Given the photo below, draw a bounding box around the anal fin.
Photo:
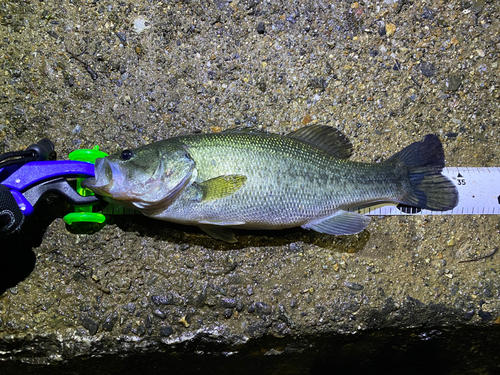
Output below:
[198,225,238,243]
[302,210,370,235]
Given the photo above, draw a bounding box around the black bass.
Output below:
[83,125,458,242]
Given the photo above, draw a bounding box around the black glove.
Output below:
[0,184,24,234]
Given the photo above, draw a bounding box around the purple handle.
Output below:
[10,190,34,215]
[0,161,95,191]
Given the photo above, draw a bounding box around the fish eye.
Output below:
[121,149,133,160]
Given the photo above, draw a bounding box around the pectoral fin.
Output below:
[199,175,247,201]
[198,225,238,243]
[302,210,370,235]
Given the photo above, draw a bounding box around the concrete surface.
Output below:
[1,0,499,373]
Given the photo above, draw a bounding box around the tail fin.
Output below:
[388,135,458,211]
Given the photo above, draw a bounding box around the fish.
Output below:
[82,125,459,243]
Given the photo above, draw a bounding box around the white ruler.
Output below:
[101,167,500,216]
[355,167,500,216]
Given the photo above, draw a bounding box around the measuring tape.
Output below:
[353,167,500,216]
[98,167,499,217]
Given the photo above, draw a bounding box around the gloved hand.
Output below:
[0,184,24,234]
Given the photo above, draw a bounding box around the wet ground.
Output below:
[1,0,500,373]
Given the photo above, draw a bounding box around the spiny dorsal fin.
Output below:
[287,125,353,159]
[199,175,247,201]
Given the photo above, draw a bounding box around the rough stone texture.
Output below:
[1,0,500,373]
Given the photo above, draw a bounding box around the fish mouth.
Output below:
[82,158,166,203]
[82,158,120,197]
[82,155,193,208]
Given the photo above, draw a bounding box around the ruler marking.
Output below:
[356,167,500,216]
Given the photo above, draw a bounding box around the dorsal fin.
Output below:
[286,125,353,159]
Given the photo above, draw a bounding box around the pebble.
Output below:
[133,17,151,34]
[122,303,136,313]
[447,74,463,92]
[65,74,75,87]
[472,0,485,14]
[419,62,437,77]
[152,309,166,319]
[247,285,254,296]
[478,310,492,322]
[255,302,272,315]
[179,316,190,328]
[302,114,312,125]
[463,310,475,320]
[235,300,244,312]
[122,324,132,334]
[146,275,158,286]
[81,317,99,335]
[307,77,327,90]
[256,22,265,35]
[136,325,146,336]
[151,294,173,305]
[385,23,396,37]
[220,298,237,308]
[344,282,364,291]
[115,31,126,43]
[160,326,173,337]
[422,7,435,20]
[102,311,118,331]
[278,304,295,328]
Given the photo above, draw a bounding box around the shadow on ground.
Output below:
[1,326,499,375]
